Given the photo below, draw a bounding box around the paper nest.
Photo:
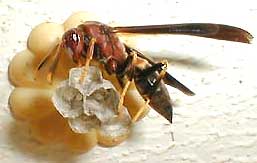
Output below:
[52,66,131,134]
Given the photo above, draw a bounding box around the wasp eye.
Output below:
[72,33,80,42]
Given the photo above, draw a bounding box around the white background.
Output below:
[0,0,257,162]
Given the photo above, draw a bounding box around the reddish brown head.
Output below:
[62,28,84,64]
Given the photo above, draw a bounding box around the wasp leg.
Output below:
[46,44,62,83]
[79,38,96,84]
[77,58,83,67]
[117,80,131,114]
[132,98,150,123]
[37,41,60,71]
[117,52,137,116]
[35,42,59,82]
[156,60,168,82]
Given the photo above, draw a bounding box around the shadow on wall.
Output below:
[143,50,214,71]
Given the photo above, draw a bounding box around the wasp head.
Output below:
[62,28,84,64]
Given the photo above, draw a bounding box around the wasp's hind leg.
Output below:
[117,52,137,116]
[118,80,131,113]
[79,38,96,83]
[132,98,150,123]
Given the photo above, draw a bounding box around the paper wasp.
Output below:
[37,21,252,123]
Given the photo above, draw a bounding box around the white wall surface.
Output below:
[0,0,257,162]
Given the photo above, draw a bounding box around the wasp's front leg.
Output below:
[79,38,96,83]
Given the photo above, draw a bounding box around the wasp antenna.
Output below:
[46,43,62,83]
[37,42,60,71]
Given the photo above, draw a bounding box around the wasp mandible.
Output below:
[37,21,253,123]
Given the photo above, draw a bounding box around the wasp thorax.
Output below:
[62,28,84,63]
